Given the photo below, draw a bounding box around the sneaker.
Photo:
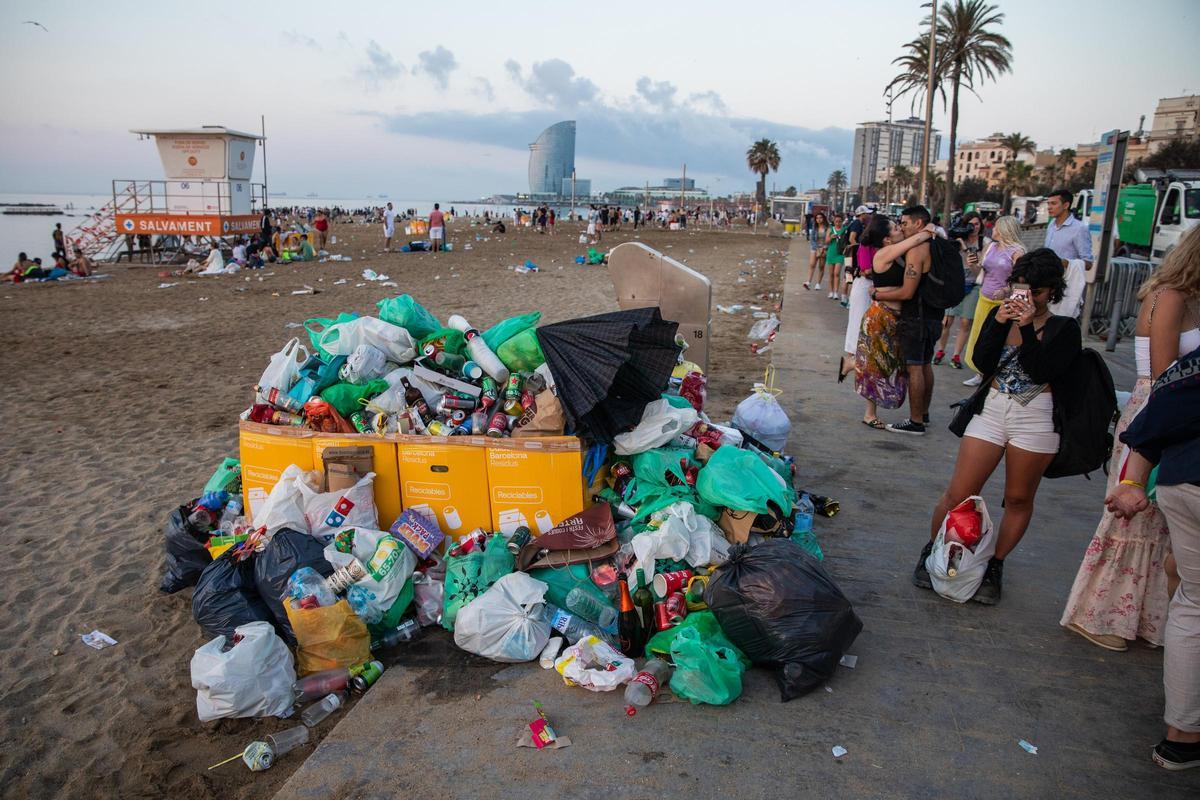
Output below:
[813,283,821,291]
[933,350,945,365]
[923,415,931,425]
[829,291,837,299]
[840,300,850,309]
[972,558,1004,605]
[912,540,934,589]
[803,282,810,290]
[1066,623,1128,652]
[963,374,982,387]
[886,419,926,436]
[1152,739,1200,771]
[950,355,963,369]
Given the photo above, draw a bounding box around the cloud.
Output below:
[281,30,321,50]
[506,58,599,108]
[687,90,728,115]
[472,77,496,102]
[635,77,677,111]
[413,45,458,89]
[358,40,403,85]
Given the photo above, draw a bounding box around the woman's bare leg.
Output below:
[993,446,1057,558]
[929,436,1006,540]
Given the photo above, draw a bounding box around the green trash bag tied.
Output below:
[670,625,745,705]
[319,379,389,417]
[696,445,794,516]
[482,311,541,351]
[441,534,513,631]
[376,294,442,340]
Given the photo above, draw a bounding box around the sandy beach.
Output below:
[0,219,789,799]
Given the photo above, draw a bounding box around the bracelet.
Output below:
[1119,479,1146,489]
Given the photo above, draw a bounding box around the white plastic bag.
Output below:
[413,574,445,627]
[340,344,389,384]
[554,635,635,691]
[747,314,780,341]
[453,572,551,662]
[252,464,320,535]
[377,366,443,410]
[665,501,730,568]
[299,471,379,544]
[613,399,700,455]
[256,338,309,403]
[319,316,417,363]
[323,526,418,622]
[926,496,996,603]
[190,621,296,722]
[732,388,791,453]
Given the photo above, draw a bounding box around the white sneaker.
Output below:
[828,291,836,299]
[813,283,821,291]
[963,374,982,386]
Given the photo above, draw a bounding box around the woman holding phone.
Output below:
[913,248,1081,604]
[963,216,1025,383]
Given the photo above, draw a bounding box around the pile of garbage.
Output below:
[162,295,862,768]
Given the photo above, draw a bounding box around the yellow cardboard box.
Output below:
[238,422,315,521]
[312,435,403,530]
[485,437,585,536]
[396,435,492,538]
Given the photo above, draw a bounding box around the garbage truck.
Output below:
[1114,168,1200,263]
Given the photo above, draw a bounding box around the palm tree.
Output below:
[927,0,1013,220]
[827,169,848,210]
[746,139,781,210]
[1002,160,1034,208]
[999,131,1036,165]
[928,172,947,210]
[891,165,915,202]
[887,34,949,116]
[1055,147,1076,185]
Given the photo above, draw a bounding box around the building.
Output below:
[1149,95,1199,151]
[607,185,710,204]
[850,117,941,193]
[953,133,1042,188]
[560,177,591,197]
[528,120,576,196]
[662,177,696,190]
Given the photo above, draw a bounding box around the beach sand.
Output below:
[0,219,788,799]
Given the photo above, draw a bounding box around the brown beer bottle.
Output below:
[401,377,432,422]
[617,575,644,658]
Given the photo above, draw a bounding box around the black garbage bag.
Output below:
[160,503,212,594]
[254,528,335,645]
[706,539,862,701]
[192,551,274,639]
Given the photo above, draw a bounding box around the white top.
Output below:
[1135,328,1200,378]
[383,209,396,229]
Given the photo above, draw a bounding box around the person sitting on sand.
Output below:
[5,252,35,282]
[290,236,315,262]
[492,220,506,234]
[70,251,94,277]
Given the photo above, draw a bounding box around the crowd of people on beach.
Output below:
[816,190,1200,769]
[4,222,94,282]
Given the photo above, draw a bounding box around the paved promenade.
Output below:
[275,237,1197,800]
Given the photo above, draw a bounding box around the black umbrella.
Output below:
[536,307,680,443]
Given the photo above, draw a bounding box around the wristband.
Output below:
[1119,479,1146,490]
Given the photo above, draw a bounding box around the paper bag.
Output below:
[513,390,566,437]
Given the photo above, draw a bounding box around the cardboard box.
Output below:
[238,422,315,522]
[313,435,402,530]
[318,446,375,492]
[396,436,492,537]
[486,437,585,536]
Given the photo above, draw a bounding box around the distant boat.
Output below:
[2,204,62,215]
[306,193,318,198]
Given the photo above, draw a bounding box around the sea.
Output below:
[0,192,552,260]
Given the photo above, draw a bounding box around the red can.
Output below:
[487,409,508,438]
[520,389,536,410]
[653,601,674,631]
[611,462,633,481]
[665,592,688,623]
[439,393,477,412]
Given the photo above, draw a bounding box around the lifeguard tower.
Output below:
[69,126,266,260]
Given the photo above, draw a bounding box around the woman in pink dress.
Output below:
[1061,235,1200,650]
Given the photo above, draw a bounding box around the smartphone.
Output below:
[1010,283,1031,304]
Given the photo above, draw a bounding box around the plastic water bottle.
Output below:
[287,567,337,608]
[265,725,309,757]
[300,691,347,727]
[794,493,814,535]
[624,658,671,716]
[565,587,617,630]
[218,497,243,534]
[543,605,615,645]
[370,616,422,651]
[346,585,383,624]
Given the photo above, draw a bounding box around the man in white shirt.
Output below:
[382,202,396,252]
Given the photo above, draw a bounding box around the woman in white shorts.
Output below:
[911,248,1081,605]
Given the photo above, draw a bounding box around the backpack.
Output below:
[837,225,854,252]
[919,237,968,310]
[1044,348,1118,479]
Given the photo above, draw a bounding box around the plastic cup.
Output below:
[266,725,310,757]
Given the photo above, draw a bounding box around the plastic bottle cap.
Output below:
[625,705,637,717]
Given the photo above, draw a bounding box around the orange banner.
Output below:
[115,213,260,237]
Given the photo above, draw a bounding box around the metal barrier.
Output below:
[1089,257,1154,340]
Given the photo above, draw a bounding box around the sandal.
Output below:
[861,418,886,430]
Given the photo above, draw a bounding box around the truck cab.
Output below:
[1115,169,1200,264]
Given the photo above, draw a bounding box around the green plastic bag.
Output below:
[442,535,513,631]
[420,327,466,357]
[586,247,605,265]
[481,533,515,585]
[696,445,793,515]
[644,610,749,666]
[203,458,241,495]
[790,529,824,561]
[528,564,614,622]
[483,311,541,351]
[632,447,694,488]
[496,328,545,372]
[319,379,388,417]
[305,313,358,360]
[376,295,441,339]
[660,393,694,410]
[670,625,744,705]
[367,577,415,639]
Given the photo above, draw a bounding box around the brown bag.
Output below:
[516,504,619,571]
[512,390,566,437]
[284,599,370,676]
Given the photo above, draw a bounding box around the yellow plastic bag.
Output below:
[285,599,370,676]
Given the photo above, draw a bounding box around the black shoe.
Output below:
[1153,739,1200,770]
[923,415,931,425]
[972,558,1004,605]
[886,419,926,436]
[912,540,934,589]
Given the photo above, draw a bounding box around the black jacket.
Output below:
[971,306,1082,430]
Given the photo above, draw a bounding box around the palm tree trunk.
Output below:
[943,62,963,221]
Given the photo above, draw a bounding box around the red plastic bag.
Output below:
[680,372,707,412]
[303,397,355,433]
[944,498,983,550]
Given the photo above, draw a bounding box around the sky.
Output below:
[1,0,1197,199]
